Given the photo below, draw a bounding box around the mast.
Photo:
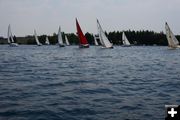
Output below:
[7,25,11,43]
[122,32,125,45]
[97,19,105,46]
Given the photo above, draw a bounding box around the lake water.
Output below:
[0,45,180,120]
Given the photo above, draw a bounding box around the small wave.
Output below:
[79,88,113,94]
[62,108,97,116]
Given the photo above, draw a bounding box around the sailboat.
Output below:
[76,18,89,48]
[165,22,180,49]
[34,30,42,46]
[7,24,18,47]
[58,26,65,47]
[45,36,50,45]
[93,35,99,46]
[97,19,113,48]
[65,35,70,46]
[122,32,131,47]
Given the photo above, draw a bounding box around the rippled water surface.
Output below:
[0,45,180,120]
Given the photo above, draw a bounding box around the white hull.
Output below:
[101,46,113,49]
[59,44,65,47]
[168,45,180,49]
[9,43,18,47]
[79,44,89,48]
[37,44,42,46]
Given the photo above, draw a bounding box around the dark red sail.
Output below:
[76,19,89,46]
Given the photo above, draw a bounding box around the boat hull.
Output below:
[37,43,42,46]
[79,44,89,48]
[59,44,65,47]
[121,45,131,47]
[168,45,180,49]
[9,43,18,47]
[101,46,113,49]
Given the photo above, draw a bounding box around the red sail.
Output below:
[76,19,89,45]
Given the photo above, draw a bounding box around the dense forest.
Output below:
[1,30,180,45]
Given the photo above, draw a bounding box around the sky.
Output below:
[0,0,180,37]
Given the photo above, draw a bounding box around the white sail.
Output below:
[165,22,179,48]
[93,35,99,45]
[7,24,14,43]
[7,25,11,44]
[97,19,113,48]
[45,36,50,45]
[58,26,64,45]
[122,32,130,45]
[34,30,42,46]
[98,33,103,45]
[65,35,70,45]
[7,24,18,46]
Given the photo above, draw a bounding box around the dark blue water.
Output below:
[0,45,180,120]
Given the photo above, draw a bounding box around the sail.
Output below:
[34,30,41,46]
[45,36,50,45]
[93,35,99,45]
[165,22,179,48]
[7,24,14,43]
[58,26,64,45]
[7,24,18,46]
[65,35,70,45]
[7,25,11,43]
[122,32,130,45]
[76,19,89,45]
[97,19,113,48]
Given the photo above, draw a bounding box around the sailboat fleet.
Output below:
[5,20,180,49]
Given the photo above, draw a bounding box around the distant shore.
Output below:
[1,30,180,46]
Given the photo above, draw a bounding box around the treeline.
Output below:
[1,30,180,45]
